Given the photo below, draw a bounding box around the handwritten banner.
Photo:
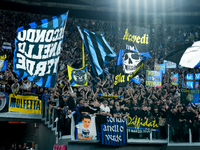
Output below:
[127,117,159,131]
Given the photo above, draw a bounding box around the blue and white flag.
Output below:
[164,60,177,68]
[130,75,141,84]
[186,73,193,80]
[195,73,200,80]
[13,12,68,87]
[0,53,8,72]
[77,26,117,77]
[186,81,193,89]
[2,42,12,50]
[104,65,109,74]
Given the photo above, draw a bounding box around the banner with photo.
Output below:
[164,60,177,68]
[171,73,179,86]
[9,94,42,114]
[76,115,97,140]
[0,92,9,112]
[127,117,159,131]
[186,73,193,80]
[181,89,199,105]
[154,63,166,74]
[101,117,126,146]
[13,12,68,87]
[0,53,8,72]
[145,70,163,87]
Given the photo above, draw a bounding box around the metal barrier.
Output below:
[41,109,200,146]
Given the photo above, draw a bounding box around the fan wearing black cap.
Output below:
[129,104,140,119]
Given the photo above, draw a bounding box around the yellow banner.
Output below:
[9,94,42,114]
[67,41,88,87]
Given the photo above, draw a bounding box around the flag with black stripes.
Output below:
[13,12,68,87]
[77,26,117,77]
[101,117,127,146]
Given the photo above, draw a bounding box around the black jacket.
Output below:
[67,96,76,110]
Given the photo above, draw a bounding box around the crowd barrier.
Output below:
[41,106,200,146]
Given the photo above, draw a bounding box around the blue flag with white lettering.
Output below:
[13,12,68,87]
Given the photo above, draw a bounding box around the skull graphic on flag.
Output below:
[122,50,142,74]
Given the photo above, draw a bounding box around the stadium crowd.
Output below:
[1,9,200,144]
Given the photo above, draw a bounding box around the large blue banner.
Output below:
[181,89,199,105]
[13,12,68,87]
[101,117,126,146]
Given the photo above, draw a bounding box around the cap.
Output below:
[63,95,68,98]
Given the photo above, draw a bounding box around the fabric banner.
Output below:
[171,73,179,86]
[130,75,141,84]
[186,73,193,80]
[145,70,163,87]
[2,42,12,50]
[127,117,159,131]
[181,89,199,105]
[114,49,145,87]
[0,53,8,72]
[195,81,199,89]
[186,81,193,89]
[122,26,150,53]
[101,117,126,146]
[67,66,88,87]
[164,60,177,68]
[67,42,88,87]
[0,92,9,112]
[98,94,122,98]
[76,115,97,140]
[13,12,68,87]
[154,63,166,74]
[9,94,42,114]
[195,73,200,80]
[77,26,117,77]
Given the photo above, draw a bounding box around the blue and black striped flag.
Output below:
[77,26,117,77]
[13,12,68,87]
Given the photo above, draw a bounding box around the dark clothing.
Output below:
[79,106,91,114]
[59,99,67,108]
[185,111,195,123]
[129,108,140,118]
[139,110,148,118]
[113,109,122,115]
[67,96,76,110]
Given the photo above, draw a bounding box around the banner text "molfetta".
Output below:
[15,27,65,76]
[9,94,42,114]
